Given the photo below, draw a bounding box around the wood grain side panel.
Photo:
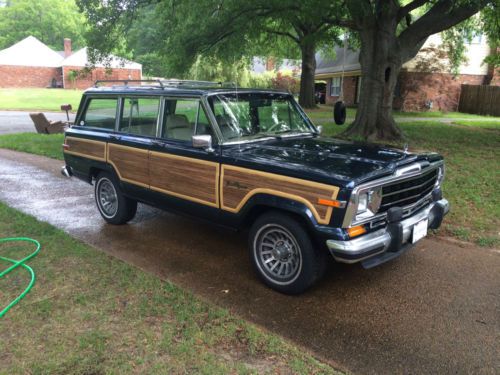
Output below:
[107,144,149,187]
[64,137,106,161]
[221,165,339,224]
[149,152,219,207]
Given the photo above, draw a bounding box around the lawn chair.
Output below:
[29,113,67,134]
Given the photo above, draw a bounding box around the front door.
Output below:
[148,97,220,208]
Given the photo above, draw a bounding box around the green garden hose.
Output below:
[0,237,40,318]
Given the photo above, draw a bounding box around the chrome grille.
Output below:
[380,168,438,212]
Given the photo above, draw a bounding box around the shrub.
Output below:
[271,72,300,94]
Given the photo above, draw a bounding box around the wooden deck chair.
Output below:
[29,113,66,134]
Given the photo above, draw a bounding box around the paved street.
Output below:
[0,111,74,134]
[0,149,498,374]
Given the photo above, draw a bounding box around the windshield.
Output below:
[208,93,314,142]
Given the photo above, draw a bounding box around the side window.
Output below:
[162,99,214,141]
[119,97,159,137]
[82,98,117,129]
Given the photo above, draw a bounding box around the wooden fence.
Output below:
[458,84,500,117]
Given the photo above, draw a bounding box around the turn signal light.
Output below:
[347,225,366,238]
[317,198,344,208]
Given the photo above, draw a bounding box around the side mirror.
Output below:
[316,125,323,135]
[192,134,214,152]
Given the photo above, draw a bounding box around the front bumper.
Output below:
[326,199,449,268]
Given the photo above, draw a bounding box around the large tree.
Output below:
[337,0,492,140]
[0,0,86,50]
[79,0,343,108]
[79,0,495,140]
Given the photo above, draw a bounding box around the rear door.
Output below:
[148,97,220,209]
[106,96,161,190]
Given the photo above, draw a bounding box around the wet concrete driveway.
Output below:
[0,149,498,374]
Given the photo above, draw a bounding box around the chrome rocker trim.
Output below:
[327,199,449,266]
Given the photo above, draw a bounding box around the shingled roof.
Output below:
[315,47,360,77]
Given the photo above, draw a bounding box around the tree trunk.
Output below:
[342,8,405,141]
[298,39,317,109]
[343,28,403,141]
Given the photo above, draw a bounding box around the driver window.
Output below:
[162,99,214,141]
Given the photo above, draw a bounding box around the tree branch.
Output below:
[398,0,487,60]
[262,27,300,44]
[397,0,429,21]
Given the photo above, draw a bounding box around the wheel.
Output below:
[334,101,346,125]
[248,211,326,294]
[94,172,137,224]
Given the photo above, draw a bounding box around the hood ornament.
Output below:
[403,143,409,154]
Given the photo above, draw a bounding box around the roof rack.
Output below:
[94,79,164,88]
[161,79,237,89]
[93,79,238,90]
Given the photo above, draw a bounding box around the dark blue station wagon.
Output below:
[62,80,449,294]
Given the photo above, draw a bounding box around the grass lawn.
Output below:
[0,133,64,160]
[0,88,83,112]
[0,202,338,374]
[306,105,498,122]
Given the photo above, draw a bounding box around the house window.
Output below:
[330,77,342,96]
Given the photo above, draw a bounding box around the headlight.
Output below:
[357,193,368,214]
[355,188,382,221]
[435,165,445,187]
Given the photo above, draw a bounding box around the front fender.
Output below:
[237,193,319,228]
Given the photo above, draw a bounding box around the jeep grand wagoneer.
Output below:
[62,80,449,294]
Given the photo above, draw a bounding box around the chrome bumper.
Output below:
[327,199,449,266]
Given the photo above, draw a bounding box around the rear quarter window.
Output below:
[81,98,118,129]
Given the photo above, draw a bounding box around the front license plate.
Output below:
[412,219,428,244]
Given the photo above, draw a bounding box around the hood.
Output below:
[222,136,441,188]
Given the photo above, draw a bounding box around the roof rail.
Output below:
[161,79,237,89]
[94,79,164,88]
[93,78,238,90]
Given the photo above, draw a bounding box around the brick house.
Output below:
[315,33,497,112]
[0,36,142,89]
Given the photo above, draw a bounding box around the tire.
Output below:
[94,172,137,225]
[248,211,327,294]
[334,101,346,125]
